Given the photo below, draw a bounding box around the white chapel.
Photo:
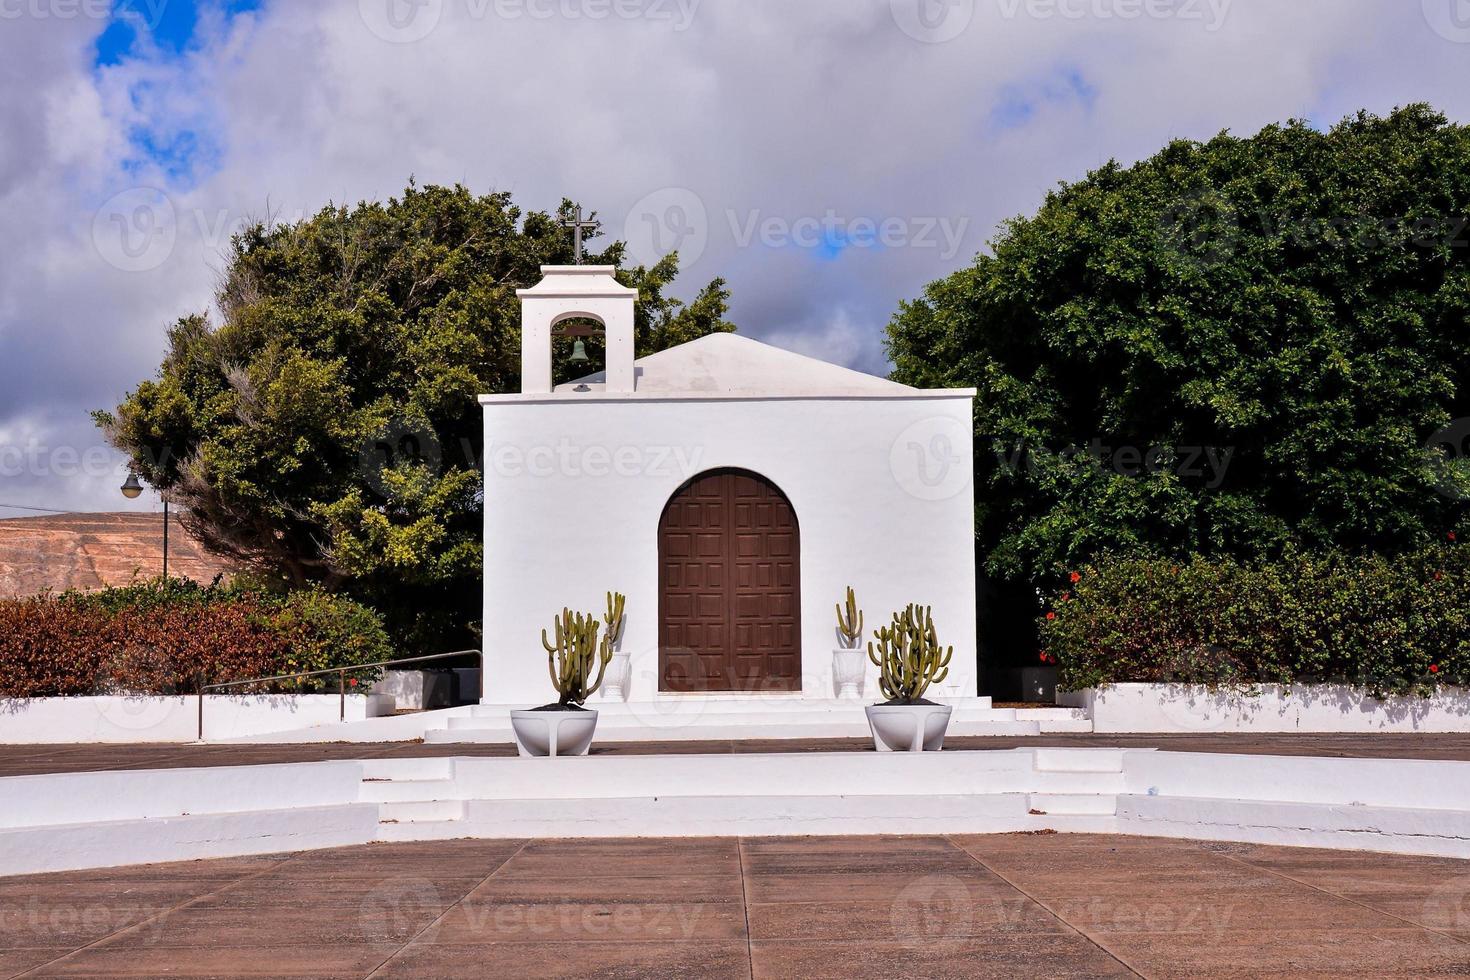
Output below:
[478,265,979,715]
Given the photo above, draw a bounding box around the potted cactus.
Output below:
[864,603,955,751]
[599,591,631,701]
[509,592,623,756]
[833,586,866,698]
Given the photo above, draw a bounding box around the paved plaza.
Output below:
[1,834,1467,978]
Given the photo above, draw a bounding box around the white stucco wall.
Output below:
[481,393,977,705]
[0,694,396,743]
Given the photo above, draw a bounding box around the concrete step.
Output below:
[360,778,459,803]
[367,792,1124,840]
[424,716,1043,744]
[1035,718,1095,734]
[1033,748,1127,774]
[445,710,1022,732]
[1027,793,1119,817]
[359,758,455,781]
[377,819,480,842]
[379,799,466,823]
[468,697,997,717]
[1030,771,1126,795]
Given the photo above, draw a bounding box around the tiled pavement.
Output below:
[4,732,1470,777]
[1,834,1468,978]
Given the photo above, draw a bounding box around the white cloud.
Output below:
[1,0,1468,514]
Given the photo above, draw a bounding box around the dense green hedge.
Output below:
[1041,543,1469,697]
[0,578,393,698]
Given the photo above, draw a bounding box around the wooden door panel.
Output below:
[659,469,801,693]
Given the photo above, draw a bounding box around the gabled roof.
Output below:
[556,333,914,397]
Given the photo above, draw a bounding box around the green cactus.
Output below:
[541,607,614,706]
[867,603,953,704]
[835,586,864,649]
[604,591,627,647]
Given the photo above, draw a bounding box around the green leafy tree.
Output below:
[97,183,733,650]
[889,105,1470,593]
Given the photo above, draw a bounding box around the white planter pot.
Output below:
[865,703,953,752]
[833,648,866,699]
[601,653,632,702]
[509,708,599,757]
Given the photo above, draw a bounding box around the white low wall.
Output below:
[5,747,1470,874]
[0,762,377,875]
[0,694,396,743]
[1060,683,1470,733]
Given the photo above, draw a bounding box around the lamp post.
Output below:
[120,470,168,579]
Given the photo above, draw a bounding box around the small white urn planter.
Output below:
[833,648,866,699]
[865,703,953,752]
[601,652,632,702]
[510,708,599,757]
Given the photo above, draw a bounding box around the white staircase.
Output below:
[1023,748,1126,831]
[357,747,1125,842]
[421,697,1091,744]
[360,758,467,840]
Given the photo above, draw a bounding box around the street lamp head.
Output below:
[120,471,144,500]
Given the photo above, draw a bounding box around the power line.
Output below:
[0,502,179,517]
[0,502,81,515]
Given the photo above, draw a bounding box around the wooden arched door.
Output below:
[658,469,801,693]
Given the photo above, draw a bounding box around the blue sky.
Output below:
[95,0,261,66]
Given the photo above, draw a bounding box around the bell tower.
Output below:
[517,266,638,395]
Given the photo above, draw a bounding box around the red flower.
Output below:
[348,677,359,687]
[1430,664,1440,674]
[1069,572,1081,584]
[1061,592,1071,602]
[1450,531,1458,542]
[1039,652,1048,663]
[1045,611,1056,621]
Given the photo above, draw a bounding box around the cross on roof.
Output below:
[561,206,597,265]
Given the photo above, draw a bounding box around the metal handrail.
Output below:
[197,649,483,741]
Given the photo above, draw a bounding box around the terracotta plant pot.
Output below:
[864,703,953,752]
[509,708,599,757]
